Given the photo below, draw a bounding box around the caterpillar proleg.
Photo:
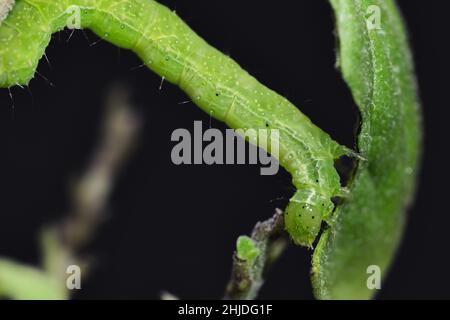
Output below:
[0,0,359,247]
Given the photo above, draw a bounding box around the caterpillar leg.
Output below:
[337,187,351,198]
[341,146,367,161]
[320,187,353,228]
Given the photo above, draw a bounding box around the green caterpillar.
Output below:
[0,0,359,247]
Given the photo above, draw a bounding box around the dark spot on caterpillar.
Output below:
[312,216,315,219]
[322,203,325,206]
[215,93,220,97]
[316,179,319,183]
[265,122,269,127]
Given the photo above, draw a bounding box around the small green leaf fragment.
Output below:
[237,236,260,262]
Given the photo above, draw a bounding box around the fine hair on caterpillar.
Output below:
[0,0,362,248]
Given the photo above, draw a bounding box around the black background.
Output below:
[0,0,446,299]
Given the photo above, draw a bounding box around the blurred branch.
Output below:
[61,86,141,251]
[224,209,287,300]
[0,85,143,300]
[0,258,66,300]
[41,85,143,294]
[160,291,180,300]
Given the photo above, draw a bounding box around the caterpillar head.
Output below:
[285,190,334,248]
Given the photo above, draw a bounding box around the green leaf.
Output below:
[312,0,422,299]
